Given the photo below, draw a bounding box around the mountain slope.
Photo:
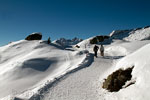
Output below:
[1,26,150,100]
[100,42,150,100]
[42,39,150,100]
[0,40,88,99]
[110,26,150,41]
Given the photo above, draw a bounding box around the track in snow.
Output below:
[42,53,115,100]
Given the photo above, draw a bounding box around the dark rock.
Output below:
[90,35,110,44]
[25,32,42,40]
[97,36,104,42]
[13,97,23,100]
[90,37,98,44]
[102,66,134,92]
[134,27,142,31]
[103,36,110,39]
[144,25,150,29]
[75,45,80,48]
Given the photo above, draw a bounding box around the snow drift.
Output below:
[0,40,89,100]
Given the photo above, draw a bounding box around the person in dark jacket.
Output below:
[93,45,99,57]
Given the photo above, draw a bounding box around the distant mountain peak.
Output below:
[53,37,83,47]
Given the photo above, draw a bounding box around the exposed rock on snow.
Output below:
[102,43,150,100]
[25,32,42,40]
[102,66,134,92]
[89,35,110,44]
[144,25,150,29]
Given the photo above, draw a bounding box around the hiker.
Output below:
[47,37,51,44]
[93,45,99,57]
[100,44,104,56]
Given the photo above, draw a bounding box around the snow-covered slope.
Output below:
[0,40,89,100]
[110,26,150,41]
[101,42,150,100]
[1,26,150,100]
[41,38,150,100]
[76,37,93,48]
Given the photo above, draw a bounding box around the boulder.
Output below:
[90,37,98,44]
[25,32,42,40]
[134,27,142,31]
[90,35,110,44]
[97,36,104,42]
[102,66,134,92]
[103,36,110,39]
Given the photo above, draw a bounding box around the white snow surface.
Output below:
[0,40,88,100]
[100,42,150,100]
[110,27,150,41]
[1,27,150,100]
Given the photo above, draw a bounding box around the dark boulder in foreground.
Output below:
[102,66,134,92]
[25,32,42,40]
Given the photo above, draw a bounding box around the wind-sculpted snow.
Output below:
[0,40,88,100]
[22,58,55,71]
[28,52,94,100]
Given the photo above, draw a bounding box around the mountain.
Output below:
[1,26,150,100]
[110,26,150,41]
[53,37,83,47]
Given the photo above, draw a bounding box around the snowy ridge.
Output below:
[75,37,95,49]
[124,27,150,41]
[109,29,132,40]
[0,40,88,100]
[110,26,150,41]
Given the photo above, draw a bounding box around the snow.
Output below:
[1,26,150,100]
[53,37,83,47]
[110,27,150,41]
[100,42,150,100]
[124,27,150,41]
[0,40,87,100]
[31,32,42,35]
[42,54,112,100]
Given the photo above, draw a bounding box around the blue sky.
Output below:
[0,0,150,46]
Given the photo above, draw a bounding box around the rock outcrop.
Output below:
[102,67,134,92]
[25,32,42,40]
[90,35,110,44]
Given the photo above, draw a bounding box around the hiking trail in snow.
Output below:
[42,53,116,100]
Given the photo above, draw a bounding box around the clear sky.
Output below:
[0,0,150,46]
